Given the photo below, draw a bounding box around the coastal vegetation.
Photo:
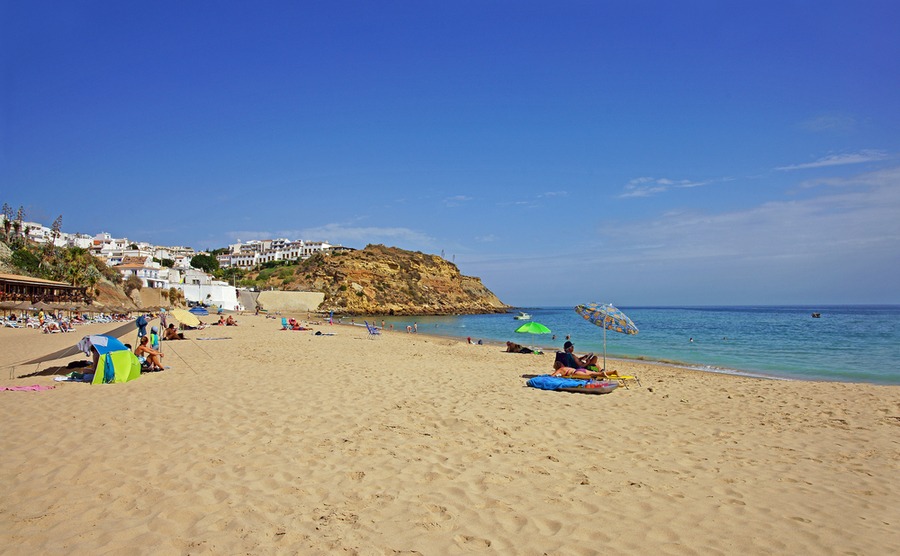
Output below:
[0,208,122,292]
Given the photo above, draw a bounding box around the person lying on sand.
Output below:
[506,341,534,354]
[550,360,618,378]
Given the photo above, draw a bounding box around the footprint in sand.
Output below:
[420,504,454,531]
[454,534,492,548]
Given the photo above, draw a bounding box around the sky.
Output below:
[3,1,899,307]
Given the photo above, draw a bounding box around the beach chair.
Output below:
[364,321,381,339]
[555,351,640,387]
[612,374,641,389]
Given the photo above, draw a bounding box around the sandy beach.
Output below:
[1,314,898,555]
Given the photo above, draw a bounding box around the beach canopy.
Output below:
[15,320,139,367]
[189,306,209,316]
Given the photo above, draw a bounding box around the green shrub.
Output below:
[10,249,40,273]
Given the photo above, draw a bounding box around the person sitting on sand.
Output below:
[216,316,226,326]
[226,315,237,326]
[134,335,164,371]
[163,323,184,340]
[559,341,599,370]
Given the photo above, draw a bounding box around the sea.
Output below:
[367,306,900,385]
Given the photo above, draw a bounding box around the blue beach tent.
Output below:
[189,306,209,316]
[77,335,141,385]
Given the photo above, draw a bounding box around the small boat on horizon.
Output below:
[812,312,821,318]
[513,311,532,320]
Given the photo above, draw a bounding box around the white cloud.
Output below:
[775,150,889,171]
[619,177,710,198]
[797,165,900,190]
[603,166,900,280]
[799,114,857,132]
[443,195,473,207]
[468,165,900,305]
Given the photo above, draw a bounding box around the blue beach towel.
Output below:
[526,375,589,390]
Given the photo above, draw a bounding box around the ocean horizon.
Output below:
[362,304,900,385]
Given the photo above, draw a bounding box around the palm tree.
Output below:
[83,265,102,289]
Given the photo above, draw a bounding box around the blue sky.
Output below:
[3,1,899,306]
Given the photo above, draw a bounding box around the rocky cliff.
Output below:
[257,244,509,316]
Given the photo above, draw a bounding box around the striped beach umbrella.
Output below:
[575,303,638,372]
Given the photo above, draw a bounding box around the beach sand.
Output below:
[1,315,898,554]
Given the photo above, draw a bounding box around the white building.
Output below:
[154,245,196,262]
[63,233,94,249]
[90,233,131,267]
[113,256,169,289]
[168,268,239,310]
[218,239,337,268]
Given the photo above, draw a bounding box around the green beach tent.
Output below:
[82,335,141,385]
[91,349,141,385]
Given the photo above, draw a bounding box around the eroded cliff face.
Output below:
[263,244,509,316]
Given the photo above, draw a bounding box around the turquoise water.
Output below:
[368,306,900,385]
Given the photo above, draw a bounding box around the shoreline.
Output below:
[348,322,880,386]
[345,306,899,385]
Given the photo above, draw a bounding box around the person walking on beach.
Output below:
[135,314,148,338]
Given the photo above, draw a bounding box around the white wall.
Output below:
[173,283,240,311]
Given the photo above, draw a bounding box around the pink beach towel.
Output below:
[1,385,56,391]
